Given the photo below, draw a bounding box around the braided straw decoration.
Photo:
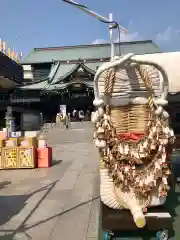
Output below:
[98,63,171,212]
[104,64,157,133]
[104,68,116,115]
[135,65,155,112]
[98,64,160,97]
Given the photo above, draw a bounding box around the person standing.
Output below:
[72,108,77,117]
[78,109,84,122]
[68,113,71,128]
[59,112,63,121]
[56,113,60,124]
[86,109,90,121]
[64,113,70,129]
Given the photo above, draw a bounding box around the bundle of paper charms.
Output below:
[92,53,175,228]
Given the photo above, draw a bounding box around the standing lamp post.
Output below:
[62,0,128,61]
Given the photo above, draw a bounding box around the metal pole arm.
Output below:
[62,0,128,33]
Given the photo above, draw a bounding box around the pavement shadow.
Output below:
[0,181,11,190]
[165,188,180,239]
[0,180,58,240]
[164,161,180,238]
[0,194,30,227]
[52,159,62,166]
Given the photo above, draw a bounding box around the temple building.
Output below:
[0,51,23,128]
[16,40,161,121]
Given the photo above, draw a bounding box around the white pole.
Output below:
[109,13,114,60]
[62,0,128,60]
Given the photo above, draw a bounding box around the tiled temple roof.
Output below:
[20,40,161,64]
[19,40,161,91]
[19,62,96,90]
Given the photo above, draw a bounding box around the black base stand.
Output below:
[99,201,173,240]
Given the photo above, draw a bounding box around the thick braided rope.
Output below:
[104,65,155,113]
[104,68,116,114]
[135,65,155,111]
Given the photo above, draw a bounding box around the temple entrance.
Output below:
[40,82,94,122]
[59,82,94,121]
[68,81,93,107]
[24,63,96,122]
[64,96,94,112]
[63,96,93,121]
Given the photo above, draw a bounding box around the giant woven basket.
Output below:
[92,54,175,228]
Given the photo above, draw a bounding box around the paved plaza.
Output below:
[0,122,99,240]
[0,122,180,239]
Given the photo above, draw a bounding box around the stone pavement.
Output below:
[0,122,100,240]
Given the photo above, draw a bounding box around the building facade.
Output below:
[0,51,23,127]
[0,51,23,88]
[17,40,161,122]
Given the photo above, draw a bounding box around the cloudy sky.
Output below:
[1,0,180,56]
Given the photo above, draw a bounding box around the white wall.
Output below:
[22,65,33,80]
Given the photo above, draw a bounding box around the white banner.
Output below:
[60,105,66,117]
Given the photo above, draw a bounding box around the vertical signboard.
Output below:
[60,105,66,118]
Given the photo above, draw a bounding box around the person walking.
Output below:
[72,108,77,120]
[68,113,71,129]
[56,113,61,125]
[78,109,84,122]
[64,113,70,129]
